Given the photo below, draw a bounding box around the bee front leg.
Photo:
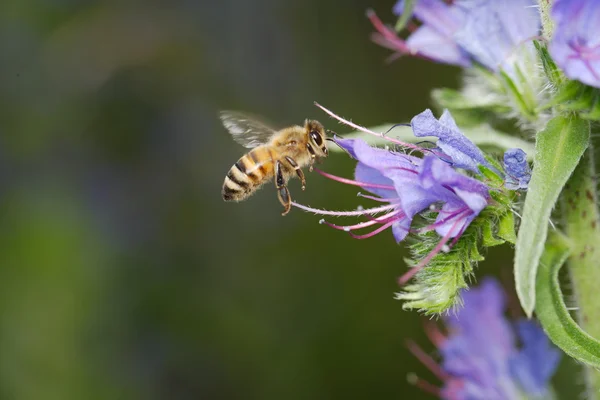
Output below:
[275,160,291,216]
[284,156,306,190]
[306,143,316,172]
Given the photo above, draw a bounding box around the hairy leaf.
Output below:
[536,233,600,367]
[515,116,589,316]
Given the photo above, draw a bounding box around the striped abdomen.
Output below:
[222,146,274,201]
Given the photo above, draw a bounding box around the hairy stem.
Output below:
[538,0,555,38]
[563,147,600,398]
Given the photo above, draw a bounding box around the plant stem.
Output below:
[563,147,600,398]
[538,0,555,38]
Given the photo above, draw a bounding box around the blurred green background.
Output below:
[0,1,566,399]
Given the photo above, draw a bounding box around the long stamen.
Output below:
[314,168,396,190]
[398,218,462,285]
[357,192,400,203]
[417,208,470,233]
[365,210,405,225]
[322,218,378,232]
[291,201,396,217]
[350,220,396,239]
[322,210,401,231]
[314,102,422,151]
[406,374,442,397]
[423,320,447,347]
[406,340,451,381]
[366,9,410,51]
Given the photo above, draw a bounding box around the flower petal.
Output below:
[509,320,561,397]
[454,0,539,71]
[411,109,490,172]
[550,0,600,88]
[503,148,531,190]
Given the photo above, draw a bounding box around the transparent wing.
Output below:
[220,111,277,149]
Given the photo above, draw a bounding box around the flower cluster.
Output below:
[368,0,544,125]
[294,104,529,313]
[550,0,600,89]
[409,278,561,400]
[369,0,539,73]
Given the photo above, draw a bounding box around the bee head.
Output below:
[304,119,328,158]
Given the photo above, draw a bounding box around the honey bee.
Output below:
[221,111,329,215]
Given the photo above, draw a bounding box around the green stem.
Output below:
[563,147,600,398]
[538,0,555,38]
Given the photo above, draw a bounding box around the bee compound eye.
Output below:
[310,131,323,146]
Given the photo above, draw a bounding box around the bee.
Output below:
[221,111,329,215]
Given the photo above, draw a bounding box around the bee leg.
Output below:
[284,156,306,190]
[275,160,292,216]
[306,143,316,172]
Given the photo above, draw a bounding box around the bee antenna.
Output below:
[383,123,411,136]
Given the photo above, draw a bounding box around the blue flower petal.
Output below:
[550,0,600,88]
[503,148,531,190]
[509,320,561,398]
[454,0,539,71]
[411,109,490,172]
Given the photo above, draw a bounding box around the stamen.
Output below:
[314,102,422,151]
[321,218,381,232]
[366,9,410,51]
[364,210,404,225]
[292,201,397,217]
[398,218,463,285]
[314,168,395,190]
[406,374,442,397]
[417,208,470,233]
[349,220,396,239]
[357,192,401,203]
[406,340,451,381]
[423,320,447,347]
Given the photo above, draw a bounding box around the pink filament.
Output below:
[357,192,401,203]
[323,210,401,231]
[398,217,463,285]
[411,377,442,398]
[350,220,396,239]
[314,168,396,190]
[291,201,396,217]
[423,320,447,348]
[406,340,451,381]
[366,9,410,53]
[314,102,421,151]
[417,208,470,233]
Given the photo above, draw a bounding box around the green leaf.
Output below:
[482,221,504,247]
[497,212,516,244]
[331,123,535,156]
[394,0,416,32]
[515,115,590,317]
[536,232,600,368]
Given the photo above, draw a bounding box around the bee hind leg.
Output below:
[275,160,292,216]
[284,156,306,190]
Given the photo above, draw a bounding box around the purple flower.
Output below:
[293,104,530,286]
[409,278,561,399]
[549,0,600,88]
[503,148,531,190]
[370,0,540,72]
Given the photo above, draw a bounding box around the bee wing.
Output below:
[220,111,277,149]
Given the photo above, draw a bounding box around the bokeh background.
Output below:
[0,1,576,399]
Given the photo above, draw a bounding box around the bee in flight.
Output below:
[221,111,329,215]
